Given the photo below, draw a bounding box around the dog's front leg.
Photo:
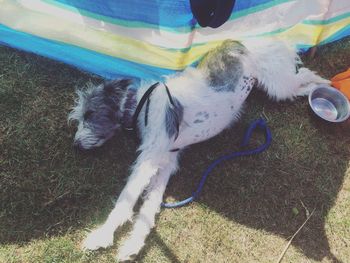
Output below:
[117,152,179,262]
[82,150,161,251]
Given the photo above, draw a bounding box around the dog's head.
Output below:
[68,79,131,150]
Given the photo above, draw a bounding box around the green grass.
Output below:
[0,37,349,263]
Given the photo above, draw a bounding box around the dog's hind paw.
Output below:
[117,252,137,263]
[117,238,144,262]
[81,227,114,251]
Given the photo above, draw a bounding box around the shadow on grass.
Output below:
[163,97,349,262]
[0,46,136,243]
[1,38,349,263]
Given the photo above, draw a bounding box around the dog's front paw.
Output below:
[117,238,144,262]
[82,226,114,251]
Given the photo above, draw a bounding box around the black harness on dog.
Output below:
[121,82,179,152]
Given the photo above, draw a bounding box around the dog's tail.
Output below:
[242,38,329,101]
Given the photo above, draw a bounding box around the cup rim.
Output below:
[308,84,350,122]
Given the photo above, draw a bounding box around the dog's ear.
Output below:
[103,79,132,96]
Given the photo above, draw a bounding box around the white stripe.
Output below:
[4,0,350,50]
[195,0,350,43]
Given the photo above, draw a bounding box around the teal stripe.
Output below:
[296,43,312,51]
[0,23,175,80]
[244,11,350,39]
[303,11,350,25]
[194,0,294,29]
[43,0,293,33]
[229,0,294,21]
[245,25,293,38]
[297,25,350,51]
[318,23,350,45]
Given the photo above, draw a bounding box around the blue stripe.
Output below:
[51,0,277,28]
[52,0,194,28]
[319,24,350,46]
[0,24,175,80]
[296,44,313,52]
[233,0,282,11]
[296,25,350,52]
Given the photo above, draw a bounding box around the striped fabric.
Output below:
[0,0,349,80]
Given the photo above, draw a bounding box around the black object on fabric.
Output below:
[190,0,236,28]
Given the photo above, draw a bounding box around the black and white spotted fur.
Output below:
[68,38,328,261]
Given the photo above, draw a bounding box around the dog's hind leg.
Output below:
[242,38,329,101]
[257,66,330,101]
[82,150,164,251]
[117,152,179,262]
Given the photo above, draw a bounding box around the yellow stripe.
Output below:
[316,17,350,43]
[278,17,350,46]
[1,0,349,70]
[0,0,221,70]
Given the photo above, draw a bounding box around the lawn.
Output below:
[0,37,349,263]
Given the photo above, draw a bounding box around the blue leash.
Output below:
[162,118,272,208]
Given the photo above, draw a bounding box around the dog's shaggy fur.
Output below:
[68,38,328,261]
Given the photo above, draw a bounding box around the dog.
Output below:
[68,38,328,261]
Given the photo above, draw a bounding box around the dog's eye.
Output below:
[84,110,94,119]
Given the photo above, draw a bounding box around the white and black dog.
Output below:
[68,38,328,261]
